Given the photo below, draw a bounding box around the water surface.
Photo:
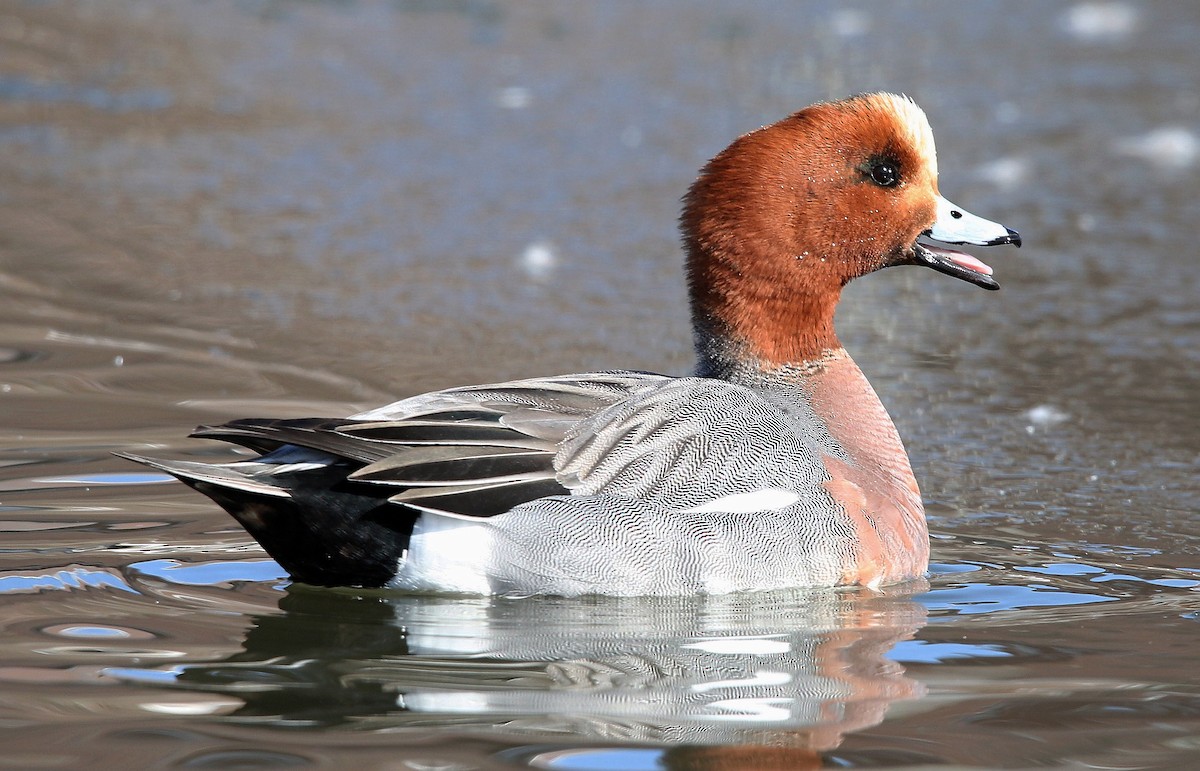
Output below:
[2,1,1200,768]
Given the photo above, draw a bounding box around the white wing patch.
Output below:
[681,487,800,514]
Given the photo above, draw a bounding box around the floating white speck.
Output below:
[1025,404,1070,429]
[518,240,558,281]
[995,101,1021,125]
[495,86,532,110]
[974,157,1029,190]
[1114,127,1199,171]
[1061,2,1139,41]
[829,9,869,37]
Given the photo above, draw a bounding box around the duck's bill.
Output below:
[909,195,1021,291]
[913,241,1002,290]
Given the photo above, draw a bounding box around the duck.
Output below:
[122,92,1021,597]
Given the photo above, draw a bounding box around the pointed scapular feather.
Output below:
[114,452,294,499]
[497,408,582,441]
[338,421,556,449]
[389,476,568,518]
[381,407,507,423]
[349,447,553,485]
[191,418,394,463]
[471,388,622,415]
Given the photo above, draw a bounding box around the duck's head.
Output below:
[682,92,1021,369]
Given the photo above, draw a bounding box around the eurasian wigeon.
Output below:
[123,92,1020,596]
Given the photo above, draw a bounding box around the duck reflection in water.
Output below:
[168,583,928,765]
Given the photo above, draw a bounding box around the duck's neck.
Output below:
[694,340,848,388]
[689,277,844,384]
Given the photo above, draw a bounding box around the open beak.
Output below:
[909,195,1021,290]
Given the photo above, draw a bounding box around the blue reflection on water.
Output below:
[1012,561,1200,586]
[55,625,131,638]
[0,567,137,594]
[0,76,173,112]
[917,582,1117,617]
[1018,562,1105,576]
[37,471,171,485]
[526,748,665,771]
[103,665,186,685]
[887,639,1012,664]
[1089,573,1200,588]
[129,558,287,586]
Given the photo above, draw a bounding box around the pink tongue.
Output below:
[944,248,993,276]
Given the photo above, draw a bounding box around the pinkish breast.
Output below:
[805,352,929,587]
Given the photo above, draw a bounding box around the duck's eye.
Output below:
[869,161,899,188]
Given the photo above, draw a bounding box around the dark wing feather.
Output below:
[338,421,556,450]
[388,477,567,517]
[192,418,393,462]
[350,447,552,485]
[168,372,671,520]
